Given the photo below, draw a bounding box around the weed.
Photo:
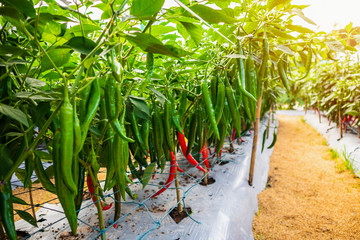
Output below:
[330,149,338,159]
[300,116,305,123]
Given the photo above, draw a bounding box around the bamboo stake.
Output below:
[317,100,321,123]
[266,109,271,139]
[304,98,307,114]
[248,88,263,186]
[339,109,343,138]
[174,168,183,213]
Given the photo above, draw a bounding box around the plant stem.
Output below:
[29,186,37,222]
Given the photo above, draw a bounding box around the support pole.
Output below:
[248,88,263,186]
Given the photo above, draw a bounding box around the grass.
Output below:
[300,116,306,123]
[330,148,356,175]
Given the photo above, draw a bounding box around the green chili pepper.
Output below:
[129,110,149,157]
[277,55,290,91]
[178,91,187,122]
[152,106,165,170]
[80,78,100,148]
[169,93,184,133]
[210,75,218,107]
[105,76,134,143]
[225,79,242,136]
[73,104,82,155]
[216,119,227,156]
[53,129,78,234]
[34,156,56,194]
[214,78,226,125]
[164,100,175,152]
[104,125,116,191]
[60,90,77,194]
[186,110,198,156]
[0,181,16,240]
[140,119,150,152]
[201,79,220,139]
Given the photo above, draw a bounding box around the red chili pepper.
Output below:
[87,175,112,211]
[151,151,176,198]
[239,137,246,143]
[348,115,352,122]
[178,132,206,173]
[200,145,210,171]
[343,116,347,123]
[232,128,236,141]
[176,163,184,173]
[170,151,184,173]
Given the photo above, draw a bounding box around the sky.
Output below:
[292,0,360,32]
[164,0,360,33]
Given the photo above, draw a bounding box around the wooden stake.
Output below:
[304,98,307,114]
[339,109,343,138]
[317,100,321,123]
[174,168,183,213]
[266,109,271,139]
[248,88,263,186]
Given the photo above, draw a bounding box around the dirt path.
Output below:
[252,115,360,240]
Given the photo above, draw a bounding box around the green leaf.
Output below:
[34,150,52,161]
[267,0,291,11]
[325,40,345,53]
[65,37,100,55]
[15,210,38,227]
[146,86,168,104]
[12,196,28,205]
[189,4,238,24]
[269,27,296,40]
[288,8,316,26]
[0,0,36,18]
[141,162,157,188]
[124,32,179,57]
[345,22,353,34]
[129,96,150,120]
[25,78,46,88]
[285,24,314,34]
[130,0,165,19]
[276,44,294,55]
[41,48,71,72]
[0,145,14,179]
[68,24,102,36]
[179,21,202,46]
[244,21,259,34]
[0,45,27,58]
[0,104,29,127]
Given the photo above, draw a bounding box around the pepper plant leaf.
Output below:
[130,0,165,19]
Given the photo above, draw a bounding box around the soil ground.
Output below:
[252,115,360,239]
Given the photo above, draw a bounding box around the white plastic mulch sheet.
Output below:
[15,114,278,240]
[304,111,360,177]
